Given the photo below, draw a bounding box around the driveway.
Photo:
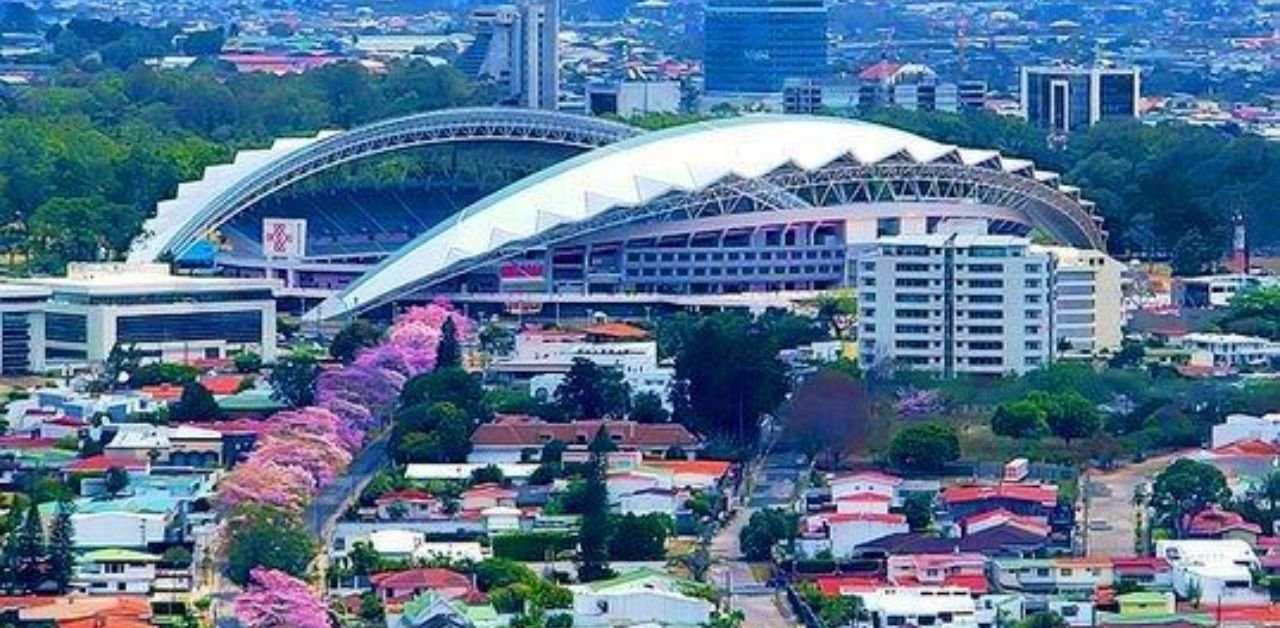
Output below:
[1082,452,1185,556]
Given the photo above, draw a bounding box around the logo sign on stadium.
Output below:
[263,218,307,260]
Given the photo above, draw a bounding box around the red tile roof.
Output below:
[943,483,1057,508]
[836,492,892,503]
[815,576,888,596]
[462,483,518,499]
[963,508,1051,537]
[827,512,907,525]
[0,436,60,450]
[140,384,184,402]
[1212,439,1280,457]
[64,455,147,474]
[376,489,437,504]
[582,322,650,340]
[370,568,473,601]
[1186,506,1262,536]
[892,574,990,595]
[1110,556,1172,575]
[858,60,902,81]
[471,418,699,448]
[199,375,247,396]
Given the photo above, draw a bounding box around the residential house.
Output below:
[886,553,990,594]
[570,568,714,627]
[404,463,540,484]
[822,512,910,558]
[370,568,475,609]
[1185,506,1262,544]
[941,483,1059,521]
[830,470,904,506]
[859,587,979,628]
[459,484,518,512]
[72,548,161,595]
[1115,591,1176,617]
[992,557,1112,595]
[1155,539,1268,607]
[482,506,522,533]
[616,487,682,517]
[858,526,1051,558]
[393,591,502,628]
[468,417,700,464]
[1109,557,1173,590]
[607,470,669,502]
[1212,413,1280,450]
[14,596,153,627]
[104,423,222,468]
[376,489,443,521]
[641,459,733,491]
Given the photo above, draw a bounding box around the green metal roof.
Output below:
[79,548,161,563]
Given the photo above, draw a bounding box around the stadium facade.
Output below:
[127,111,1106,322]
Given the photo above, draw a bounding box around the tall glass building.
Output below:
[1020,65,1139,134]
[704,0,828,94]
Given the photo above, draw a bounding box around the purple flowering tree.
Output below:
[234,568,330,628]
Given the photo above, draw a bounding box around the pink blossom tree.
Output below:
[234,568,330,628]
[356,301,472,377]
[314,365,400,421]
[216,459,315,514]
[253,434,352,489]
[268,406,363,453]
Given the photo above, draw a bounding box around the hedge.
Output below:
[491,532,577,561]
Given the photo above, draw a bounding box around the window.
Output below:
[895,309,931,319]
[969,295,1003,304]
[896,278,930,287]
[1026,295,1042,304]
[895,340,931,349]
[970,279,1004,289]
[1025,264,1041,273]
[896,263,930,272]
[1026,310,1042,319]
[896,294,930,303]
[970,341,1003,350]
[969,264,1003,273]
[968,310,1003,320]
[969,326,1003,335]
[895,325,929,334]
[877,217,901,237]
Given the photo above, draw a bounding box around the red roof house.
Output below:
[370,568,474,606]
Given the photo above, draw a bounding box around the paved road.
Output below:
[1083,452,1184,556]
[706,452,807,628]
[307,430,391,538]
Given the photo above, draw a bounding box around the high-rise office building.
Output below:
[457,0,559,110]
[1020,65,1139,134]
[703,0,827,95]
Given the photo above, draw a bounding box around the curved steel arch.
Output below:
[315,160,1106,321]
[129,108,640,262]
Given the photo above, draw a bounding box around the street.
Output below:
[1082,452,1184,556]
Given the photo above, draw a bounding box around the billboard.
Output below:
[263,218,307,259]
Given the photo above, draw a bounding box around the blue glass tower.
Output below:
[704,0,828,94]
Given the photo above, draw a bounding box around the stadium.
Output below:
[127,109,1106,321]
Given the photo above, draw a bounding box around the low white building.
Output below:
[860,587,980,628]
[495,327,675,408]
[1177,333,1280,369]
[1155,539,1267,607]
[11,262,279,365]
[830,470,904,507]
[570,568,713,627]
[615,487,681,517]
[72,548,161,595]
[1212,413,1280,449]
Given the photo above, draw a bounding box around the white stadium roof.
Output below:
[311,114,1100,320]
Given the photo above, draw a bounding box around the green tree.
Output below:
[991,400,1049,439]
[629,391,670,424]
[268,355,318,408]
[358,592,385,623]
[901,491,935,532]
[400,367,489,421]
[232,351,263,373]
[225,504,317,585]
[168,381,222,422]
[328,319,382,364]
[47,498,75,593]
[470,464,506,486]
[555,358,631,420]
[104,466,130,497]
[608,514,670,560]
[1151,459,1230,537]
[888,422,960,473]
[1043,391,1102,444]
[1016,612,1070,628]
[814,290,858,339]
[436,316,461,369]
[479,323,515,356]
[14,502,45,592]
[392,402,474,464]
[739,508,797,561]
[577,426,615,582]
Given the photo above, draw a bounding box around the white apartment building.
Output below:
[0,284,49,374]
[10,263,279,365]
[857,234,1053,377]
[1036,245,1124,354]
[1177,333,1280,369]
